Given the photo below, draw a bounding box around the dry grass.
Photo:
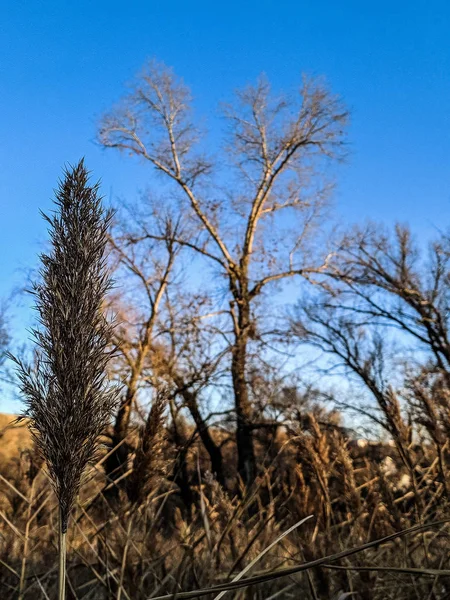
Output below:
[0,414,31,466]
[1,412,450,599]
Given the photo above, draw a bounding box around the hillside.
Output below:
[0,413,31,465]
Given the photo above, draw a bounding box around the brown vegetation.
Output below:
[1,408,450,599]
[3,62,450,599]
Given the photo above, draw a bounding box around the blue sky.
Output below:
[1,0,450,410]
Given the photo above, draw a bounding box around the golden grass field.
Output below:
[1,409,450,599]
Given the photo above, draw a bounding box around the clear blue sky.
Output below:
[1,0,450,410]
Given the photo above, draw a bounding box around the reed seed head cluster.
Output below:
[12,160,119,532]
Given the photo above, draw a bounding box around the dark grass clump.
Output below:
[127,390,167,506]
[11,160,119,534]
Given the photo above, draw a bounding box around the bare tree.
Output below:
[320,224,450,440]
[104,202,181,496]
[154,289,229,487]
[291,223,450,506]
[325,224,450,374]
[99,60,348,486]
[107,201,228,495]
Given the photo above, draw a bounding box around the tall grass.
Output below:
[9,161,119,599]
[1,415,450,598]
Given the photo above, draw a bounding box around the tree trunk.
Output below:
[172,374,226,488]
[232,300,256,487]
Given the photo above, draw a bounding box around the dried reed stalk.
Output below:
[10,160,119,599]
[127,389,167,506]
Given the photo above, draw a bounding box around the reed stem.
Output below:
[58,510,67,600]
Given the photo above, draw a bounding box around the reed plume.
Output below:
[11,160,119,597]
[127,389,167,506]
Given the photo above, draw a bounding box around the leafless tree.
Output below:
[106,200,229,494]
[104,201,181,495]
[154,289,229,487]
[99,60,348,486]
[291,222,450,507]
[324,224,450,373]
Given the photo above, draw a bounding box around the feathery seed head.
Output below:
[12,160,119,532]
